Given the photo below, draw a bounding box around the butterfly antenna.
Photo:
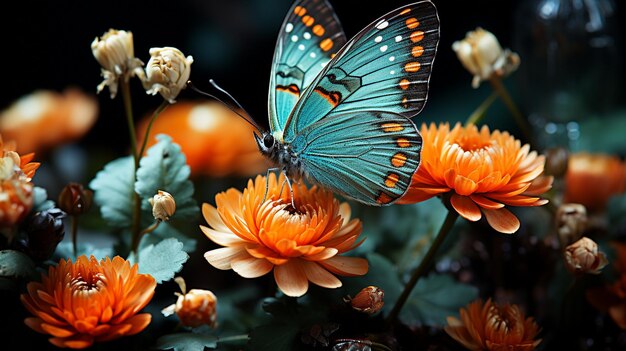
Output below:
[187,80,263,132]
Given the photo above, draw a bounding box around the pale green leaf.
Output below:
[0,250,37,279]
[134,238,189,284]
[89,156,135,228]
[156,333,217,351]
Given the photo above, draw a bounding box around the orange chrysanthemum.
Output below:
[564,152,626,212]
[445,298,542,351]
[20,256,156,349]
[398,123,553,233]
[202,173,368,297]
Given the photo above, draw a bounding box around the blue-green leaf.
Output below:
[0,250,37,279]
[133,238,188,284]
[135,134,199,225]
[140,222,197,253]
[400,273,478,326]
[89,156,135,228]
[33,187,55,212]
[55,242,114,261]
[156,333,218,351]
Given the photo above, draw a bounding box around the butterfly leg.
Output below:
[263,167,282,202]
[279,171,296,209]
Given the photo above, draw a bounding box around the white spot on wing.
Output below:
[390,70,395,75]
[298,44,305,50]
[395,35,402,42]
[291,35,298,42]
[304,32,311,40]
[376,20,389,30]
[285,23,294,33]
[380,45,388,52]
[389,56,395,61]
[320,61,328,68]
[375,35,383,43]
[310,52,317,58]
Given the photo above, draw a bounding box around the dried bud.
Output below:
[452,27,520,88]
[91,29,144,98]
[58,183,93,216]
[544,147,569,178]
[17,208,66,261]
[149,190,176,221]
[346,286,384,314]
[556,203,587,246]
[564,237,608,275]
[162,277,217,328]
[143,47,193,103]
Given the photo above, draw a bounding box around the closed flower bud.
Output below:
[544,147,569,178]
[58,183,93,216]
[143,47,193,103]
[18,208,66,261]
[162,277,217,328]
[452,27,520,88]
[91,29,144,99]
[564,237,608,275]
[149,190,176,221]
[556,203,587,246]
[346,286,384,314]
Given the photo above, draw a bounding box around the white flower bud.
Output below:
[452,27,519,88]
[91,29,144,98]
[564,237,608,275]
[143,47,193,103]
[149,190,176,221]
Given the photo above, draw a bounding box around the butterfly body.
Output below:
[259,0,440,206]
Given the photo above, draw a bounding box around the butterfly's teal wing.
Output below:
[283,1,439,140]
[291,111,422,205]
[268,0,347,135]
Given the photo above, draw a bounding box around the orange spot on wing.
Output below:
[294,6,307,16]
[401,96,409,108]
[313,24,325,36]
[381,123,404,132]
[405,62,421,72]
[276,84,301,96]
[314,88,341,107]
[385,173,400,188]
[320,38,333,52]
[399,79,410,90]
[397,138,411,148]
[302,15,314,27]
[412,46,424,57]
[411,31,425,43]
[391,152,408,167]
[376,192,394,205]
[406,18,419,29]
[400,8,411,15]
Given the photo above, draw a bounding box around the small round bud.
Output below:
[162,277,217,328]
[564,237,608,275]
[18,208,66,262]
[143,47,193,103]
[556,203,587,246]
[149,190,176,221]
[346,286,384,314]
[58,183,93,216]
[544,147,569,178]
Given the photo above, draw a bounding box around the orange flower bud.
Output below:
[564,237,608,275]
[347,286,384,314]
[555,203,587,246]
[149,190,176,221]
[58,182,93,216]
[162,277,217,328]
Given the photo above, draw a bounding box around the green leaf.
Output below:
[55,242,114,261]
[156,333,218,351]
[140,222,197,253]
[33,187,55,212]
[400,273,478,326]
[132,238,188,284]
[248,323,299,351]
[135,134,199,225]
[89,156,135,228]
[0,250,37,279]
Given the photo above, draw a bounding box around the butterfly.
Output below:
[253,0,440,206]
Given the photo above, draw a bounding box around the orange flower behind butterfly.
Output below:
[399,123,552,234]
[202,173,368,297]
[445,298,542,350]
[20,256,156,349]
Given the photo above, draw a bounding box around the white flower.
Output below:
[149,190,176,221]
[91,29,144,98]
[564,237,608,275]
[452,27,520,88]
[143,47,193,103]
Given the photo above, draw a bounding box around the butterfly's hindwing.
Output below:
[269,0,347,134]
[291,111,422,206]
[284,1,439,141]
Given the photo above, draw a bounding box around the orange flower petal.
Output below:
[49,334,94,349]
[451,194,482,222]
[204,247,248,270]
[470,195,504,210]
[274,260,309,297]
[200,225,244,246]
[231,256,274,278]
[483,208,520,234]
[319,256,368,276]
[301,261,342,289]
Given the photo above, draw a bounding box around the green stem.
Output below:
[132,221,161,254]
[386,210,459,324]
[465,91,498,126]
[138,101,169,158]
[488,76,534,144]
[71,215,78,257]
[218,334,250,343]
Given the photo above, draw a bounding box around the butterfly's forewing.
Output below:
[283,1,439,140]
[291,111,422,205]
[268,0,347,134]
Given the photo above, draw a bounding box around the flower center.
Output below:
[71,272,105,292]
[454,135,492,152]
[487,306,515,334]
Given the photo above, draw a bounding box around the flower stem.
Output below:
[131,220,161,254]
[71,215,78,257]
[488,76,533,144]
[137,100,169,159]
[386,210,459,324]
[465,91,498,126]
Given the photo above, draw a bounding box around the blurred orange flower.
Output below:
[399,123,553,234]
[0,89,98,154]
[587,242,626,329]
[445,298,542,350]
[202,173,367,297]
[564,152,626,212]
[136,101,270,177]
[20,256,156,349]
